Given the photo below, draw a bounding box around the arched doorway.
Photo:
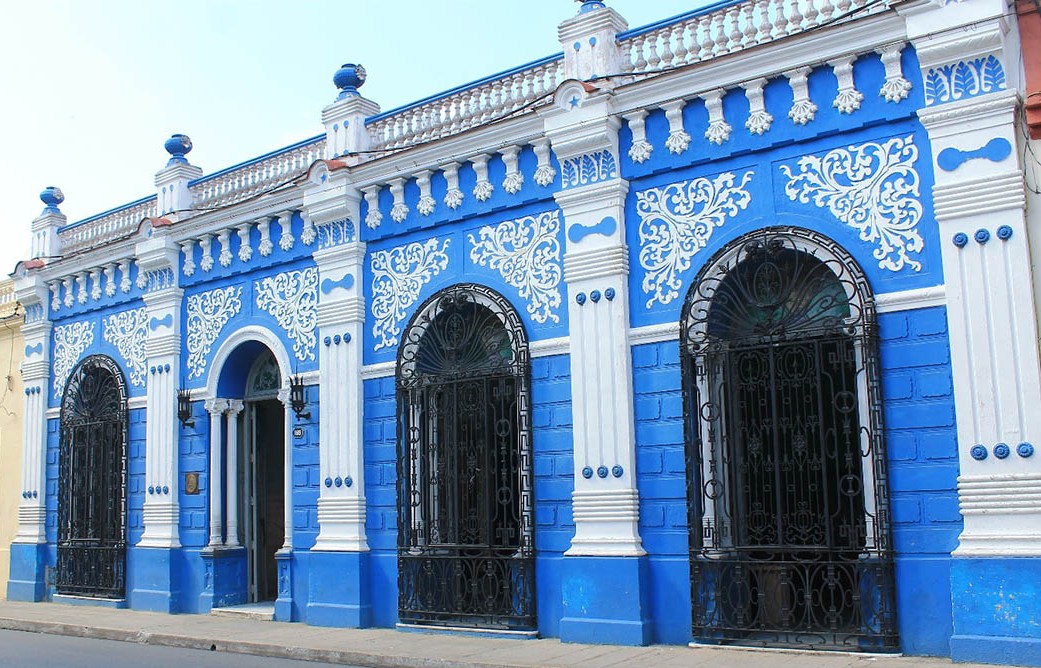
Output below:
[242,350,285,602]
[681,227,897,651]
[57,354,129,599]
[396,284,536,631]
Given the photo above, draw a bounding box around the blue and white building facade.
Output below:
[8,0,1041,664]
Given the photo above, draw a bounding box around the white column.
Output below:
[14,313,49,544]
[277,387,294,550]
[204,398,228,547]
[556,180,644,556]
[138,289,183,549]
[224,400,244,547]
[906,3,1041,554]
[311,241,368,552]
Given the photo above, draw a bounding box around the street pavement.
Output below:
[0,599,1023,668]
[0,628,363,667]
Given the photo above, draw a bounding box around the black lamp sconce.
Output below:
[177,388,195,427]
[290,375,311,419]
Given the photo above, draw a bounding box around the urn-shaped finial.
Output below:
[334,63,367,100]
[164,133,193,166]
[39,186,64,214]
[577,0,606,13]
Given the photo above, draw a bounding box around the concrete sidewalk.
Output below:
[0,600,1013,668]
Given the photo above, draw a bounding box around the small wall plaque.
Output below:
[293,426,304,439]
[185,472,200,495]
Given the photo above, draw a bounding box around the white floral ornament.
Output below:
[371,238,451,351]
[637,171,755,308]
[185,285,242,379]
[53,320,95,394]
[102,307,148,387]
[469,211,562,324]
[255,267,319,362]
[781,135,924,272]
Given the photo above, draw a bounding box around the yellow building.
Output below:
[0,279,23,599]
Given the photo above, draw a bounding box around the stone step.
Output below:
[210,602,274,621]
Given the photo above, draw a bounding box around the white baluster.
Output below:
[632,35,648,73]
[646,34,662,70]
[698,16,714,60]
[787,0,804,34]
[660,29,675,69]
[727,7,743,52]
[773,0,789,38]
[713,12,729,55]
[673,24,689,65]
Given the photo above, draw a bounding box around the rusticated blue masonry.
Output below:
[362,374,400,628]
[632,340,690,645]
[880,306,960,657]
[530,354,574,639]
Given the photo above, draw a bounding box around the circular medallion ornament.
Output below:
[952,232,968,248]
[611,465,624,478]
[970,444,988,461]
[1018,442,1035,458]
[582,466,593,479]
[993,443,1010,459]
[597,465,609,478]
[997,225,1013,241]
[974,228,990,244]
[576,293,587,305]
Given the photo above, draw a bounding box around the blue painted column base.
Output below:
[6,543,49,602]
[950,557,1041,667]
[559,555,652,646]
[127,546,180,613]
[199,546,247,612]
[274,549,294,622]
[306,551,371,628]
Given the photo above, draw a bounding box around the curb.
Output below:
[0,617,526,668]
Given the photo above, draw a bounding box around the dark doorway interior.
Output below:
[244,398,284,602]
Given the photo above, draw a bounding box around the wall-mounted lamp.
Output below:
[177,388,195,427]
[290,375,311,419]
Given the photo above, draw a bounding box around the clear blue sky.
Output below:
[0,1,700,275]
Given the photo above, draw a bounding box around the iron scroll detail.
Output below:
[680,227,897,651]
[396,284,536,631]
[57,354,129,599]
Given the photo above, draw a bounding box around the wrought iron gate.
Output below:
[681,228,897,651]
[57,355,129,599]
[396,284,535,631]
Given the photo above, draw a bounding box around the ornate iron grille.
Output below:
[57,355,129,599]
[681,228,897,651]
[396,284,536,631]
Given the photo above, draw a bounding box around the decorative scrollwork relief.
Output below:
[637,170,755,308]
[468,210,562,324]
[371,238,451,351]
[53,320,95,393]
[781,135,924,272]
[255,267,319,362]
[102,307,148,387]
[185,285,242,379]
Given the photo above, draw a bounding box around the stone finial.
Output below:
[164,134,193,167]
[333,63,367,100]
[39,186,64,214]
